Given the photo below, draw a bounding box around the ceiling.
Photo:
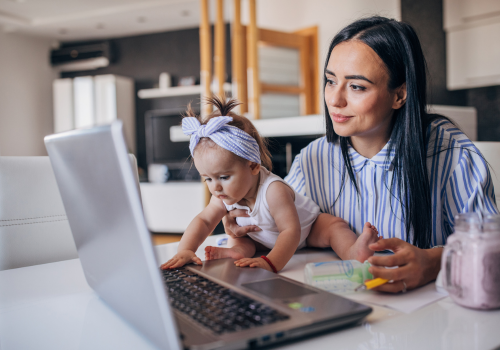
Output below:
[0,0,220,41]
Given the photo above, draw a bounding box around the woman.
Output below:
[224,16,497,292]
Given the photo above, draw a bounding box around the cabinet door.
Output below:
[94,74,117,125]
[53,78,74,133]
[447,21,500,89]
[140,182,204,233]
[73,76,95,129]
[444,0,500,30]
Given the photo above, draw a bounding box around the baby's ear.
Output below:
[249,162,260,175]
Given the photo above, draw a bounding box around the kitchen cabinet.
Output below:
[444,0,500,89]
[53,74,135,153]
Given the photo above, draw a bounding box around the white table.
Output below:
[1,236,500,350]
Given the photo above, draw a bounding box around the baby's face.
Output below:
[193,146,259,205]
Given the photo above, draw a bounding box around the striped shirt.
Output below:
[285,118,498,245]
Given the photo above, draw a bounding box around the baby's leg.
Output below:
[205,236,256,261]
[307,214,379,262]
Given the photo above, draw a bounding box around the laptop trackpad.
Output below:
[242,278,317,299]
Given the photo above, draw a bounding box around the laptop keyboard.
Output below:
[162,268,290,334]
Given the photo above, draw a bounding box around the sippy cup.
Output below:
[441,213,500,310]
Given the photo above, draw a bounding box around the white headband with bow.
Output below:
[182,116,261,164]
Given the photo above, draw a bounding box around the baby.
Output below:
[161,96,379,273]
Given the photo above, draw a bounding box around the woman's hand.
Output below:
[367,238,442,293]
[160,250,202,270]
[222,209,261,239]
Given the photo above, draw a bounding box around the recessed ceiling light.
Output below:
[137,16,146,23]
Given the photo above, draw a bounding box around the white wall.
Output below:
[0,31,57,156]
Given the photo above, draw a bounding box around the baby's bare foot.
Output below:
[204,246,245,261]
[350,222,380,262]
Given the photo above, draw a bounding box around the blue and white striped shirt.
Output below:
[285,118,498,245]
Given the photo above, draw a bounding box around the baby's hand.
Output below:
[160,250,202,270]
[234,257,274,272]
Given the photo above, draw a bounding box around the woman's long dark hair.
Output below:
[324,16,439,248]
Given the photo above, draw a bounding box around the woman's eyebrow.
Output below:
[325,70,374,84]
[344,75,374,84]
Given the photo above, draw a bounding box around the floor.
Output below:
[151,234,182,245]
[151,222,225,246]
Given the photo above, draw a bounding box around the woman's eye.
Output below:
[351,84,366,91]
[326,78,335,86]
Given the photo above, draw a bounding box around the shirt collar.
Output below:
[347,140,396,172]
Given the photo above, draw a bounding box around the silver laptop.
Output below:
[44,121,371,350]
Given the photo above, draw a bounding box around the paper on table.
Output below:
[344,282,446,314]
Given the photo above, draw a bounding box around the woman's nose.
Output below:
[327,87,347,108]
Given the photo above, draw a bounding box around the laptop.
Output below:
[44,121,372,350]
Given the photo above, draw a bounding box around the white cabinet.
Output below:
[444,0,500,90]
[444,0,500,30]
[53,74,136,153]
[140,182,205,233]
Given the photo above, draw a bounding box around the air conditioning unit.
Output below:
[50,42,112,72]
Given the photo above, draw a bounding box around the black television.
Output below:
[145,108,200,181]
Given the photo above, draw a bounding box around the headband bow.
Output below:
[182,116,261,164]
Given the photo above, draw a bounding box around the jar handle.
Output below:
[442,243,461,296]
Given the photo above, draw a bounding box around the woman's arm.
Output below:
[222,210,261,238]
[368,142,499,292]
[161,195,227,269]
[443,145,498,222]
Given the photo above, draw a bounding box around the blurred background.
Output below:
[1,0,498,240]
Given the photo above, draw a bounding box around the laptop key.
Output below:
[162,266,289,334]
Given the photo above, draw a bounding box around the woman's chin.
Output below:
[332,125,354,137]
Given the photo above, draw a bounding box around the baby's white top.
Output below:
[223,167,320,250]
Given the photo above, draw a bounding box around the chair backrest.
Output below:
[0,154,141,271]
[473,142,500,200]
[0,156,78,270]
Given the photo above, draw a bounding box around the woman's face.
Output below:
[324,40,404,143]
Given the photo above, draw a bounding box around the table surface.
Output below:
[1,235,500,350]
